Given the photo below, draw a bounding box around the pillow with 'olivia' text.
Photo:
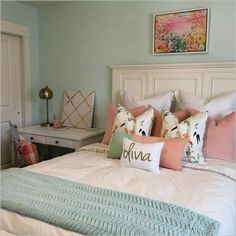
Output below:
[120,138,164,174]
[174,90,236,120]
[161,111,208,164]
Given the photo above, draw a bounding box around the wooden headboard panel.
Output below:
[110,62,236,105]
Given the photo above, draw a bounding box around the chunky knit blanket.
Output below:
[1,168,220,236]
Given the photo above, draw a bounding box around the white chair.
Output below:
[8,121,25,167]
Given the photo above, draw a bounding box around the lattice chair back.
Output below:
[8,121,25,167]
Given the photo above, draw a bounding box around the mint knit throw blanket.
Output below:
[1,168,220,236]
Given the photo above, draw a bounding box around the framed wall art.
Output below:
[153,8,209,55]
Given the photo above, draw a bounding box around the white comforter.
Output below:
[1,144,235,236]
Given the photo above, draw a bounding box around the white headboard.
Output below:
[110,62,236,105]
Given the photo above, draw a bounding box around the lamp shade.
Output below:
[39,86,53,100]
[39,86,53,126]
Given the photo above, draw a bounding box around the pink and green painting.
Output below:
[153,9,209,54]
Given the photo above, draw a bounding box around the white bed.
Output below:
[1,144,235,235]
[1,62,236,236]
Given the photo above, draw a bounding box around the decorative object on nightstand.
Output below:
[39,85,53,127]
[61,90,95,129]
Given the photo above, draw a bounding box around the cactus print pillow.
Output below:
[102,104,145,145]
[161,111,208,163]
[112,105,154,136]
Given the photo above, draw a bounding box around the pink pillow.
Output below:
[151,107,199,137]
[174,108,199,121]
[203,112,235,161]
[151,109,162,137]
[132,135,187,171]
[102,104,145,144]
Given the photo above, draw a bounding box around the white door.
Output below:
[0,33,22,169]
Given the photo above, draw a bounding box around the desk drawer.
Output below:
[45,137,74,149]
[21,133,45,144]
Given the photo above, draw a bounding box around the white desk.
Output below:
[18,125,104,150]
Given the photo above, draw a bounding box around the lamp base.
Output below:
[41,122,53,127]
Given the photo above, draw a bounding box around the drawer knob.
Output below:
[55,140,59,144]
[30,137,34,140]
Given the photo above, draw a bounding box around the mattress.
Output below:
[1,143,235,236]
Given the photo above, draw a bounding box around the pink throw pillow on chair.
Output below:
[17,139,39,165]
[102,104,145,144]
[203,112,235,161]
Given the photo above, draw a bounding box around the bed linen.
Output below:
[1,143,235,236]
[0,230,16,236]
[1,168,219,236]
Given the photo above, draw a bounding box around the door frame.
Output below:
[1,20,32,126]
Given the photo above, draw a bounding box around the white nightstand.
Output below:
[18,125,104,150]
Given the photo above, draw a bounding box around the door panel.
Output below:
[1,33,22,169]
[1,122,11,166]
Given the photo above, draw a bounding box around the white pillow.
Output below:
[120,138,164,174]
[161,111,208,164]
[120,91,174,111]
[112,105,154,136]
[174,90,236,120]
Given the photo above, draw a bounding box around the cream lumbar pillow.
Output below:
[120,91,174,111]
[112,105,154,136]
[120,138,164,174]
[161,111,208,164]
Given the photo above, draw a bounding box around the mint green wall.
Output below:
[1,1,41,124]
[2,1,235,128]
[39,1,235,128]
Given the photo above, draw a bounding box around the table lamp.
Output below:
[39,85,53,126]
